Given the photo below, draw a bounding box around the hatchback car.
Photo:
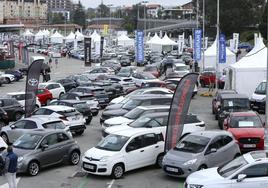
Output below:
[223,111,265,152]
[38,82,65,99]
[55,78,77,92]
[82,128,164,178]
[130,72,160,87]
[162,130,240,177]
[185,150,268,188]
[13,130,80,176]
[36,88,53,106]
[0,98,24,122]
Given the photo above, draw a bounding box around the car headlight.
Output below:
[189,184,203,188]
[18,156,24,163]
[100,156,110,162]
[183,159,197,166]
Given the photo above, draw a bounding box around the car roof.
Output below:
[189,130,233,138]
[230,111,258,117]
[39,82,58,85]
[56,100,86,104]
[129,94,173,100]
[221,94,248,99]
[139,112,169,118]
[135,87,171,92]
[76,86,103,90]
[19,116,63,124]
[136,105,170,110]
[68,92,94,97]
[7,92,26,95]
[23,129,68,136]
[41,105,75,111]
[112,128,162,137]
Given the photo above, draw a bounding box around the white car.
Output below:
[48,51,61,58]
[185,150,268,188]
[0,73,15,83]
[6,92,41,109]
[130,72,160,87]
[172,62,190,77]
[110,87,174,105]
[85,67,115,81]
[103,112,205,139]
[82,128,165,178]
[39,82,65,99]
[31,105,86,135]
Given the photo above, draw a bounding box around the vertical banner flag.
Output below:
[25,58,43,117]
[84,37,91,67]
[100,36,104,58]
[135,30,144,64]
[103,25,109,35]
[178,35,184,55]
[219,34,226,64]
[233,33,239,53]
[165,73,199,152]
[194,29,202,61]
[189,35,193,48]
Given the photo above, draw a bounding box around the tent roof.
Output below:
[118,34,133,41]
[90,30,101,41]
[35,30,45,37]
[75,30,84,38]
[51,31,64,38]
[23,30,34,37]
[160,34,177,45]
[205,39,235,56]
[65,31,75,39]
[146,33,162,44]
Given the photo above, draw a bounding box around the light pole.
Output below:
[141,1,148,36]
[215,0,220,92]
[202,0,205,71]
[107,4,113,46]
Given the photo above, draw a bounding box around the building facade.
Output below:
[46,0,73,12]
[0,0,47,25]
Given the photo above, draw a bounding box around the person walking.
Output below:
[55,58,58,68]
[48,57,52,69]
[5,146,18,188]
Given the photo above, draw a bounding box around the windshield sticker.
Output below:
[228,101,233,106]
[239,121,254,127]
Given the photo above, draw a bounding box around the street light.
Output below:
[141,1,148,36]
[107,4,113,46]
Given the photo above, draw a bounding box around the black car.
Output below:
[116,66,137,77]
[55,78,77,92]
[101,60,121,73]
[120,56,131,67]
[0,107,9,129]
[0,98,25,122]
[49,100,93,125]
[100,94,173,124]
[212,90,238,115]
[217,94,250,129]
[66,74,91,86]
[5,70,24,81]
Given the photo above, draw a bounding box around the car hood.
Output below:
[105,116,132,125]
[164,149,199,163]
[13,147,34,157]
[228,128,264,138]
[110,96,125,104]
[102,109,129,117]
[105,125,131,134]
[105,103,124,110]
[84,147,118,159]
[186,167,224,185]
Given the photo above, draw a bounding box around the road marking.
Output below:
[0,178,20,188]
[77,176,88,188]
[107,179,115,188]
[178,181,184,188]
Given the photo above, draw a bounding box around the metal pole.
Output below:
[215,0,219,91]
[202,0,205,71]
[144,5,146,35]
[265,9,268,126]
[109,8,111,45]
[196,0,199,28]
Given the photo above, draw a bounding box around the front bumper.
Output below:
[69,124,86,132]
[162,163,198,178]
[250,99,265,112]
[82,158,113,176]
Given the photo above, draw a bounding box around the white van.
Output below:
[250,80,266,112]
[172,62,190,77]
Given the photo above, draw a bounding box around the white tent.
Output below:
[226,37,266,97]
[146,33,163,52]
[75,30,84,41]
[117,34,134,47]
[65,31,75,43]
[50,31,64,44]
[35,30,45,41]
[160,34,177,45]
[43,29,50,36]
[23,30,34,37]
[90,30,101,43]
[202,39,236,72]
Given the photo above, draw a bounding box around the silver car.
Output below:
[0,116,71,144]
[162,130,240,177]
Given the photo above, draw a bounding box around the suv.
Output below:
[250,80,266,113]
[212,90,237,115]
[6,92,41,109]
[55,78,77,92]
[217,94,250,129]
[0,107,9,128]
[0,98,25,122]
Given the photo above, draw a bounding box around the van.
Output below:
[172,62,190,77]
[250,80,266,112]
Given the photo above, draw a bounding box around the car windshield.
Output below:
[124,108,144,119]
[255,82,266,95]
[129,117,151,127]
[174,135,210,153]
[43,121,66,129]
[142,73,156,79]
[13,134,42,150]
[122,99,141,110]
[230,116,263,128]
[96,134,129,151]
[222,99,249,110]
[218,155,248,178]
[144,67,157,71]
[38,84,46,89]
[175,66,188,71]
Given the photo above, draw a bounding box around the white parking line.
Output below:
[107,179,115,188]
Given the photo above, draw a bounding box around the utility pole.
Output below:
[265,9,268,127]
[202,0,205,71]
[215,0,219,92]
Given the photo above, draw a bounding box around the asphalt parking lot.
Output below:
[0,56,264,188]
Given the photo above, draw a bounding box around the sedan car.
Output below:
[13,130,80,176]
[162,130,240,177]
[0,116,70,144]
[185,150,268,188]
[130,72,160,87]
[223,111,265,152]
[82,128,164,178]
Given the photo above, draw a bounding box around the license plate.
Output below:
[252,105,258,109]
[243,144,256,148]
[84,164,94,170]
[166,167,178,172]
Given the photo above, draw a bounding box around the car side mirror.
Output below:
[206,148,217,155]
[41,144,48,151]
[10,125,16,129]
[237,174,247,182]
[126,145,135,152]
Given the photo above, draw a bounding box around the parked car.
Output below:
[162,130,240,177]
[6,92,41,109]
[141,80,167,88]
[130,72,160,87]
[101,60,121,73]
[185,150,268,188]
[0,98,24,122]
[165,78,198,97]
[120,56,131,67]
[216,94,250,129]
[55,78,77,92]
[31,105,86,135]
[38,82,65,99]
[0,116,71,144]
[116,66,137,77]
[172,62,190,77]
[82,128,164,178]
[107,76,136,94]
[0,72,15,84]
[0,107,9,129]
[5,70,23,81]
[13,130,80,176]
[37,88,53,106]
[0,75,5,86]
[223,111,265,152]
[143,65,161,78]
[49,100,93,124]
[250,80,266,113]
[199,69,225,89]
[212,90,237,114]
[85,67,115,81]
[66,74,91,86]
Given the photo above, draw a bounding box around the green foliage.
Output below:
[71,1,86,28]
[259,2,268,40]
[51,13,65,24]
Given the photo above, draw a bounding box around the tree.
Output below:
[259,2,268,40]
[51,13,65,24]
[71,1,86,28]
[96,3,110,17]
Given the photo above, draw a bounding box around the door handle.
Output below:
[155,145,159,148]
[140,150,144,152]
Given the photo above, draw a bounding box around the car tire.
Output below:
[198,165,207,171]
[5,78,11,84]
[1,133,9,144]
[111,163,124,179]
[155,153,164,168]
[59,92,64,98]
[0,121,5,130]
[14,112,23,121]
[69,150,80,165]
[76,130,84,135]
[28,161,40,176]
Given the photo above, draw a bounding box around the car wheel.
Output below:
[59,92,64,98]
[5,78,11,84]
[46,99,51,106]
[111,163,124,179]
[14,112,23,121]
[76,130,84,135]
[1,133,9,144]
[28,161,40,176]
[198,165,207,171]
[69,150,80,165]
[0,121,5,130]
[155,153,164,168]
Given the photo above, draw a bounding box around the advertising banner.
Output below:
[135,30,144,64]
[219,34,226,64]
[194,29,202,61]
[84,37,92,67]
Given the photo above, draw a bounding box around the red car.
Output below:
[223,111,265,152]
[199,70,225,89]
[143,65,160,78]
[37,88,53,106]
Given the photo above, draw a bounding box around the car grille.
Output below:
[239,137,260,144]
[85,156,100,161]
[83,162,97,172]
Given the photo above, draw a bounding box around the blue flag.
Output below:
[219,34,226,64]
[194,29,202,61]
[135,30,144,64]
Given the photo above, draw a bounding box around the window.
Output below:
[126,136,143,151]
[142,134,157,147]
[53,84,60,89]
[13,120,26,129]
[44,134,58,146]
[46,84,54,90]
[222,136,233,145]
[24,121,37,129]
[43,121,65,129]
[207,136,224,151]
[238,164,268,178]
[57,133,69,142]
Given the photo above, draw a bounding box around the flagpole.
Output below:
[265,7,268,127]
[215,0,219,91]
[202,0,205,71]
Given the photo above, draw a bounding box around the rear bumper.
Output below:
[69,124,86,132]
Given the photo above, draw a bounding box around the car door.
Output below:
[1,99,15,120]
[56,132,72,160]
[53,84,61,98]
[231,164,268,188]
[46,84,56,98]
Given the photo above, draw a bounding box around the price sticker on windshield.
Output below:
[228,101,233,106]
[239,121,254,127]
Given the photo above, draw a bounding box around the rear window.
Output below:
[58,109,79,117]
[80,95,95,100]
[43,121,66,129]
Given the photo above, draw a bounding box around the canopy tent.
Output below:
[226,37,267,97]
[23,30,34,37]
[146,33,163,52]
[35,30,46,41]
[50,31,64,44]
[117,34,134,47]
[65,31,75,43]
[75,30,84,41]
[160,34,177,52]
[90,30,101,43]
[202,39,236,72]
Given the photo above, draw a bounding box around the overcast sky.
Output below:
[79,0,192,9]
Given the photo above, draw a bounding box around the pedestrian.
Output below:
[48,57,52,68]
[0,147,6,176]
[5,146,18,188]
[55,58,58,68]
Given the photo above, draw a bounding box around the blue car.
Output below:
[5,70,24,81]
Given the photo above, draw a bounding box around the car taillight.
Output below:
[60,116,68,121]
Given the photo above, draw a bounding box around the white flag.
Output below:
[254,33,258,46]
[233,33,239,53]
[189,35,193,48]
[178,35,185,55]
